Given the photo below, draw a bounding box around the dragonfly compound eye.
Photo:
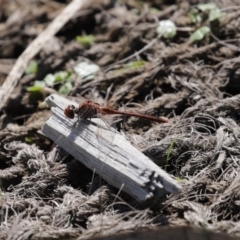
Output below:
[64,105,75,119]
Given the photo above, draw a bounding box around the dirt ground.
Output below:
[1,0,240,239]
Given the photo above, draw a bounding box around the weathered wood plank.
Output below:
[42,94,181,204]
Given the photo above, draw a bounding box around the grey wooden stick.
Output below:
[42,94,181,204]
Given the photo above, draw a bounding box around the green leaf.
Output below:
[44,71,72,86]
[25,61,38,74]
[197,3,217,11]
[124,60,145,69]
[209,8,224,22]
[74,62,99,79]
[75,35,95,46]
[165,137,178,171]
[34,80,46,87]
[190,26,210,43]
[150,7,159,13]
[25,137,33,143]
[54,71,71,83]
[58,82,73,95]
[27,80,45,92]
[44,74,55,86]
[26,85,43,93]
[188,8,202,24]
[156,20,176,39]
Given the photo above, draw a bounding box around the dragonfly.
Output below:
[63,100,169,124]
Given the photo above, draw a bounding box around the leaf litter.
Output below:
[1,0,240,239]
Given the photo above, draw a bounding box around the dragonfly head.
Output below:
[64,105,76,119]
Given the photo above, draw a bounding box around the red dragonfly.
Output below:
[64,100,169,124]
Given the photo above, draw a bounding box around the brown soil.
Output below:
[1,0,240,239]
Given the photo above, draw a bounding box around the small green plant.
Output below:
[73,62,100,81]
[124,60,145,69]
[175,177,182,181]
[175,177,188,182]
[188,8,202,24]
[110,60,145,74]
[156,20,177,39]
[27,70,73,96]
[58,81,73,95]
[190,26,210,43]
[150,7,160,14]
[25,61,38,74]
[25,137,33,143]
[165,137,178,170]
[76,35,95,46]
[188,3,224,24]
[188,3,223,43]
[197,3,219,12]
[209,8,224,22]
[27,80,46,93]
